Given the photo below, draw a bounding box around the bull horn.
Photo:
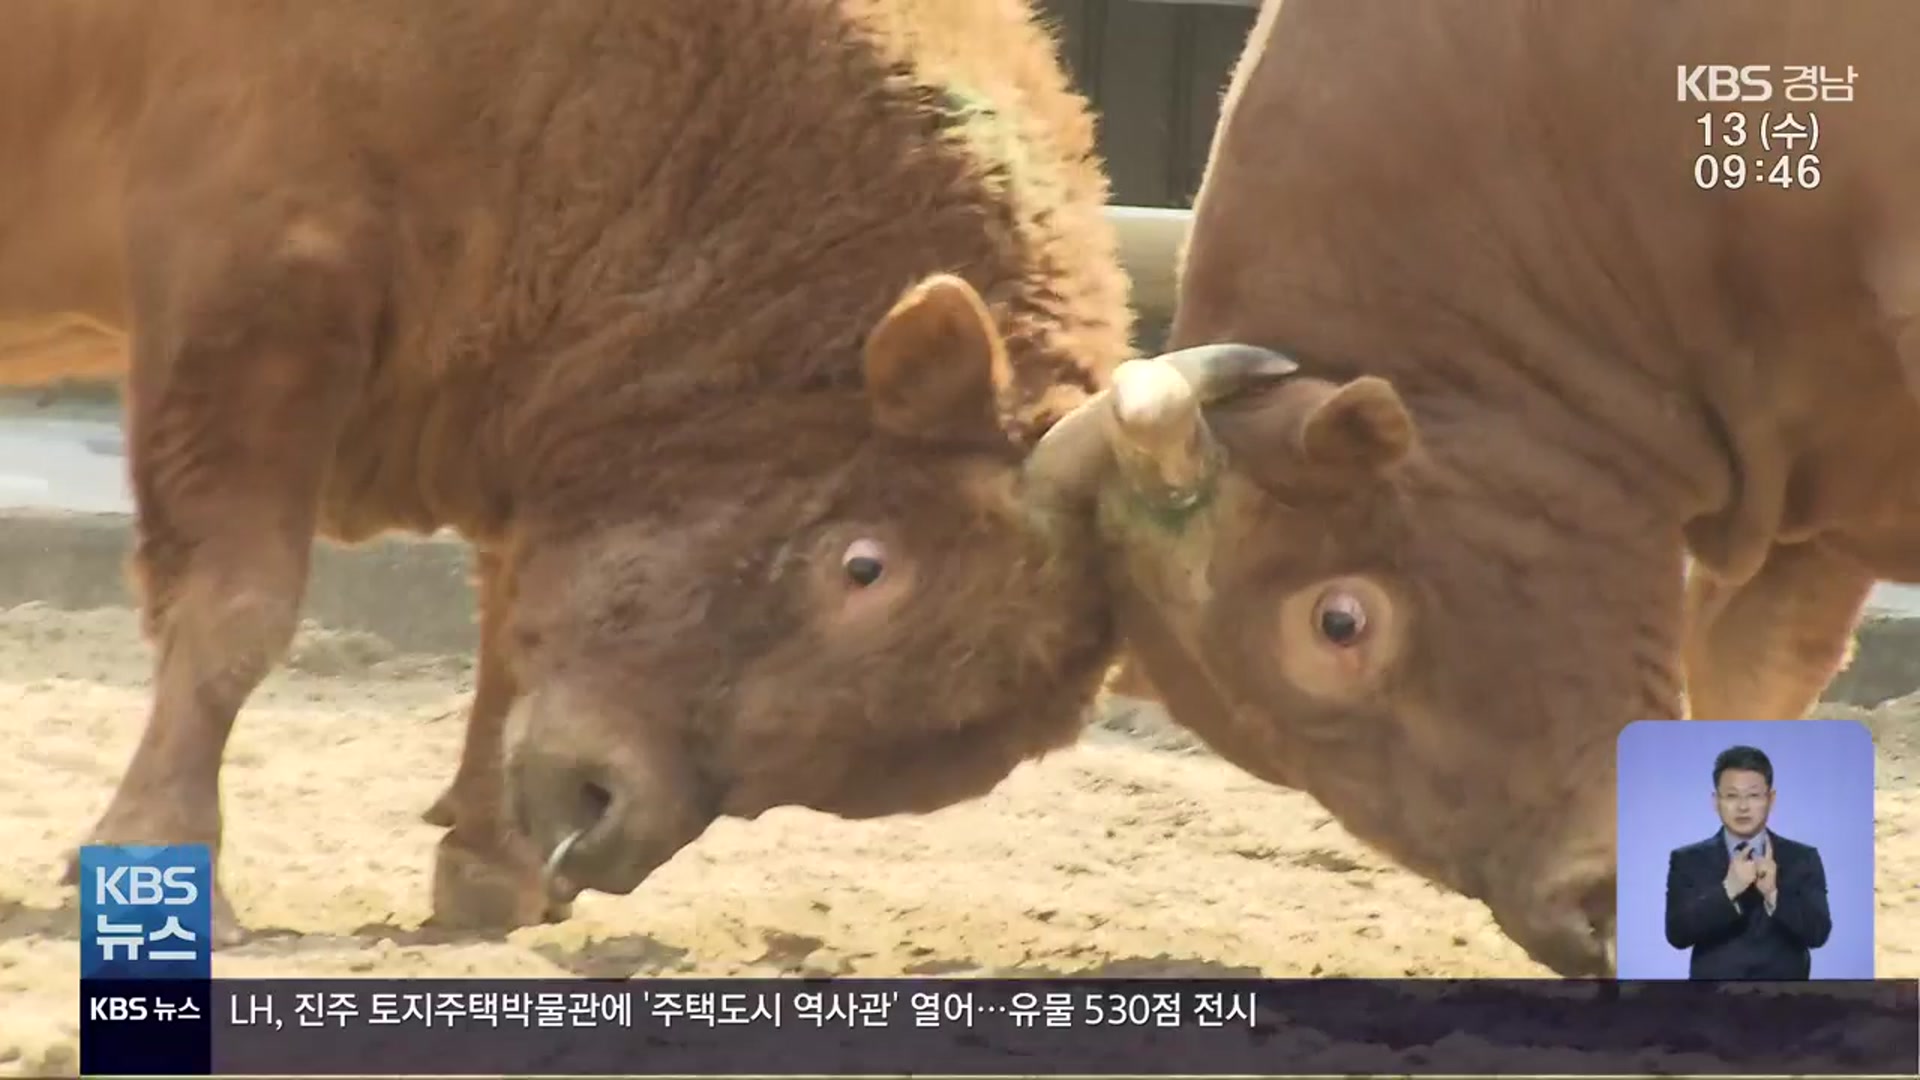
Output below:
[1156,342,1300,401]
[1021,385,1118,508]
[1108,343,1298,510]
[1020,343,1297,509]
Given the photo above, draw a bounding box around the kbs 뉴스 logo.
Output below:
[78,843,213,980]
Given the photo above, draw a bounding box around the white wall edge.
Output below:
[1104,204,1194,324]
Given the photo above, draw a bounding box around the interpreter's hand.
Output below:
[1755,852,1778,905]
[1724,849,1759,899]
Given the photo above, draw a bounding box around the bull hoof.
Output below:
[429,830,569,930]
[420,788,458,829]
[210,890,245,948]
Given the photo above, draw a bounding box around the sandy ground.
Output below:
[1,601,1916,1075]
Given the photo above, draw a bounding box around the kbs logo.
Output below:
[80,982,211,1077]
[95,865,199,907]
[88,995,150,1021]
[1677,65,1773,102]
[78,844,213,981]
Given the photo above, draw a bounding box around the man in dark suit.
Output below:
[1664,744,1832,979]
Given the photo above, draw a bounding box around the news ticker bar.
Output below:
[80,976,1919,1077]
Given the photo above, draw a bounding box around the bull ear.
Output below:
[863,274,1011,440]
[1298,376,1415,471]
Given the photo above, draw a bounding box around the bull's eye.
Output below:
[842,538,886,587]
[1314,590,1367,646]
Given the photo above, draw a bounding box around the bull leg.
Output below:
[1681,540,1874,720]
[52,159,387,941]
[420,547,569,928]
[58,281,373,944]
[421,549,516,831]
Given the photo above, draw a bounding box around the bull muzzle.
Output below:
[1020,342,1300,509]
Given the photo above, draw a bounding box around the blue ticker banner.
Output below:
[79,843,214,1076]
[73,975,1920,1076]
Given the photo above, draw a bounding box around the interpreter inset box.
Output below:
[1615,719,1875,980]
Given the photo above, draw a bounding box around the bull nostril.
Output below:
[538,772,618,903]
[580,779,613,826]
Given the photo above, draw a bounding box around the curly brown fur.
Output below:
[2,0,1134,932]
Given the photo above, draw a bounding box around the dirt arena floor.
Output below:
[2,600,1916,1075]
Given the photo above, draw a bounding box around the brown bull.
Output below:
[0,0,1285,939]
[1057,0,1917,976]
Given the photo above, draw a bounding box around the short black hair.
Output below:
[1713,745,1773,789]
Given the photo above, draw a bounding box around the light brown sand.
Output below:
[2,601,1915,1075]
